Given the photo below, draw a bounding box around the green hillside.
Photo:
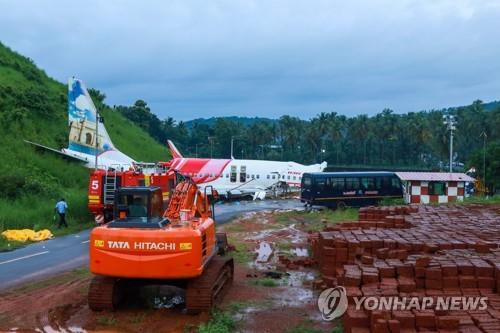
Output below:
[0,42,167,249]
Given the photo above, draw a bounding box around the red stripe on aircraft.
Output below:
[170,158,231,184]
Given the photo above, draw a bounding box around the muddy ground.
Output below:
[0,208,351,333]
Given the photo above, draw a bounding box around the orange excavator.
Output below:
[88,178,233,313]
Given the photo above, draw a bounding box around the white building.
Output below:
[395,172,475,204]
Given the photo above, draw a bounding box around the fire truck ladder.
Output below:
[104,171,117,205]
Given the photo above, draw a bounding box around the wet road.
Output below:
[0,199,304,290]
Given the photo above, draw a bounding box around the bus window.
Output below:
[303,176,312,187]
[381,177,391,189]
[345,177,359,190]
[361,177,375,190]
[391,177,401,189]
[315,177,326,190]
[240,166,246,182]
[331,177,344,192]
[230,165,237,183]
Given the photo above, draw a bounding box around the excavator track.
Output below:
[185,256,234,314]
[88,276,122,311]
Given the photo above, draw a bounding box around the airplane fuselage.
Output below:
[169,157,326,197]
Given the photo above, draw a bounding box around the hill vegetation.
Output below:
[184,116,276,129]
[0,42,167,248]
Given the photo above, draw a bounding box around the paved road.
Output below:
[0,199,304,290]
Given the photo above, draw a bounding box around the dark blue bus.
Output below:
[300,171,403,208]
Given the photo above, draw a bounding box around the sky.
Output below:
[1,0,500,121]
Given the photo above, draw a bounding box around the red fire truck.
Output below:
[87,165,176,224]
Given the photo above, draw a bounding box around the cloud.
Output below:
[1,0,500,120]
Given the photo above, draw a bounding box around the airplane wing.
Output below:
[210,179,270,200]
[24,140,89,163]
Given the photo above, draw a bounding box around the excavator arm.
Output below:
[164,180,213,220]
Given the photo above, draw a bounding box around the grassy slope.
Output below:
[0,42,167,250]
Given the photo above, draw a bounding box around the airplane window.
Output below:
[251,175,255,179]
[256,175,260,179]
[226,174,229,178]
[220,174,223,178]
[210,173,214,177]
[272,175,276,179]
[230,166,237,183]
[267,175,270,179]
[287,176,290,180]
[240,166,246,182]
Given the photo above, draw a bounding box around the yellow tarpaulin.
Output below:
[1,229,53,242]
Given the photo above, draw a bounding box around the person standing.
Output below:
[55,198,68,228]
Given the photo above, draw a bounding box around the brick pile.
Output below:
[311,204,500,332]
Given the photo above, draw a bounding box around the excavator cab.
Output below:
[110,186,167,228]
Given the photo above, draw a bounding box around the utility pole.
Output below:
[443,114,456,173]
[208,136,215,158]
[480,131,487,193]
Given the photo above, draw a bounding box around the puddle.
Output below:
[287,270,316,287]
[35,326,87,333]
[292,247,308,257]
[274,271,316,307]
[140,285,185,309]
[153,294,184,309]
[255,242,273,262]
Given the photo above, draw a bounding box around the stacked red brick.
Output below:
[311,204,500,332]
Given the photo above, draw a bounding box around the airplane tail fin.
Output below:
[67,77,115,155]
[167,140,183,159]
